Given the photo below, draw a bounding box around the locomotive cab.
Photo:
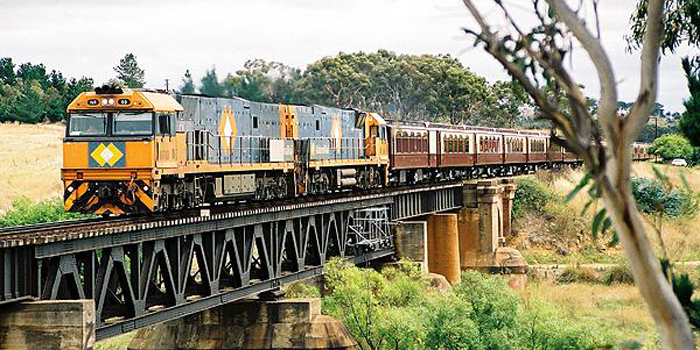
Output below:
[62,87,183,215]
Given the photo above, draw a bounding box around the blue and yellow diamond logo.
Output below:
[91,143,123,166]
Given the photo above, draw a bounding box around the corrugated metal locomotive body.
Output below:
[62,90,389,215]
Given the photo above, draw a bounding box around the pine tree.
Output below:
[680,57,700,147]
[180,70,195,94]
[199,68,222,96]
[114,53,145,88]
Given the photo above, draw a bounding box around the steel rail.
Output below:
[0,181,462,248]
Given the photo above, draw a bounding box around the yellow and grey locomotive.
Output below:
[62,86,390,215]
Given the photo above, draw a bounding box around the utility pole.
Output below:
[655,115,658,139]
[165,79,170,92]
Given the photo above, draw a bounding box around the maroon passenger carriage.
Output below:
[386,120,651,185]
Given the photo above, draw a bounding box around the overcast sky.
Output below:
[0,0,693,112]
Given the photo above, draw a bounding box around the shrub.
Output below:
[0,197,91,227]
[520,299,613,350]
[631,178,699,218]
[453,271,521,349]
[513,177,557,217]
[556,266,601,284]
[322,261,615,350]
[647,134,694,161]
[283,281,321,299]
[602,264,635,285]
[424,295,482,350]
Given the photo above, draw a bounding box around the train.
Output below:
[61,86,652,215]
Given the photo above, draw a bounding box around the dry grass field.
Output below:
[0,123,64,212]
[517,163,700,264]
[523,280,660,348]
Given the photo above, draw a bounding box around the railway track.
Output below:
[0,181,462,248]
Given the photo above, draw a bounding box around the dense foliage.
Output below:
[681,56,700,147]
[647,134,695,161]
[320,259,614,350]
[512,177,557,217]
[637,121,680,143]
[185,51,531,127]
[631,178,699,218]
[0,57,93,123]
[0,197,92,227]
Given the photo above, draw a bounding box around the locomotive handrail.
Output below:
[186,129,296,165]
[300,136,365,161]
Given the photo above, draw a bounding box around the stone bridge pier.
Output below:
[394,179,527,288]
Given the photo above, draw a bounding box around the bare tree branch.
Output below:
[627,0,665,141]
[544,0,619,146]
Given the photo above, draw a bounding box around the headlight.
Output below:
[108,98,115,105]
[101,98,108,106]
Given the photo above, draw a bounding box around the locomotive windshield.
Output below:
[68,113,107,136]
[113,112,153,136]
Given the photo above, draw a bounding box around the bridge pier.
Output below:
[427,214,461,285]
[0,300,95,350]
[460,179,527,289]
[393,179,527,288]
[128,298,357,350]
[393,221,428,272]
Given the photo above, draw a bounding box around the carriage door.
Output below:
[429,130,438,166]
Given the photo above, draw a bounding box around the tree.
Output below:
[0,57,15,85]
[680,57,700,146]
[301,51,494,124]
[12,79,47,123]
[179,70,195,94]
[114,53,145,88]
[16,62,47,88]
[648,134,694,161]
[637,122,679,143]
[199,68,222,96]
[484,80,530,128]
[461,0,695,347]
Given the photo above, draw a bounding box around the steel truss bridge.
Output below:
[0,183,462,340]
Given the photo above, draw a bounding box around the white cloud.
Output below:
[0,0,690,112]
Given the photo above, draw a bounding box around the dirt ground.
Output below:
[0,122,64,212]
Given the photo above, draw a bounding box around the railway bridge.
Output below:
[0,179,524,350]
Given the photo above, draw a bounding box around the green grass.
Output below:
[0,197,94,227]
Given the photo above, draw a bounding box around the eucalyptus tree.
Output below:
[461,0,694,347]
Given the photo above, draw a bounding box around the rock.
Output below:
[427,273,453,292]
[557,245,570,256]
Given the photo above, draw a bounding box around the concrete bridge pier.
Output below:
[128,298,357,350]
[0,300,95,350]
[427,214,461,285]
[459,179,527,289]
[393,179,527,289]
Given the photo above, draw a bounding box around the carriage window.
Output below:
[253,116,259,129]
[316,120,320,131]
[68,113,107,136]
[113,112,153,136]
